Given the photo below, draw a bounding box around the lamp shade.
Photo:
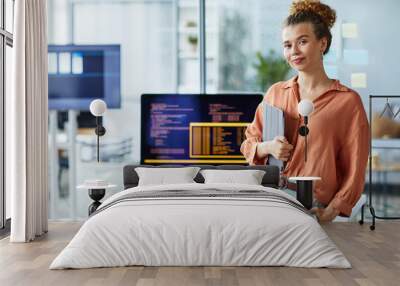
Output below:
[89,99,107,116]
[298,99,314,117]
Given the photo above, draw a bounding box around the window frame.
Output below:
[0,0,13,233]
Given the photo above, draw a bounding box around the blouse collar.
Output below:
[282,76,349,92]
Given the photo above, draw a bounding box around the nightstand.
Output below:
[77,180,117,215]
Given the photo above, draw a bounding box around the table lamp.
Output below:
[289,99,319,210]
[78,99,110,215]
[298,99,314,162]
[89,99,107,162]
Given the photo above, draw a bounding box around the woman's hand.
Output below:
[257,136,293,161]
[311,204,340,223]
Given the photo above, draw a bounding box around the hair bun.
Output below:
[290,0,336,29]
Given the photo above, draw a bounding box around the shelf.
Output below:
[177,0,219,95]
[372,138,400,149]
[179,27,217,34]
[178,83,217,93]
[178,1,217,9]
[179,52,215,59]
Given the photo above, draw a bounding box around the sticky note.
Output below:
[342,23,358,38]
[351,73,367,88]
[343,49,369,65]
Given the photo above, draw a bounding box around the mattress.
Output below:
[50,183,351,269]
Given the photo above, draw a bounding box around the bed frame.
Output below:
[123,165,280,189]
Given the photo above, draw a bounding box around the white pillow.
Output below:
[135,167,201,186]
[200,169,266,185]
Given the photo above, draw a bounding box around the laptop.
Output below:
[262,102,285,170]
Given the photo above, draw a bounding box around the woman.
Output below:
[241,0,369,222]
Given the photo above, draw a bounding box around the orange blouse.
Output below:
[241,76,369,216]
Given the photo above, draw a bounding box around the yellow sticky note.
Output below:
[342,23,358,38]
[351,73,367,88]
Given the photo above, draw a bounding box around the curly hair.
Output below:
[284,0,337,55]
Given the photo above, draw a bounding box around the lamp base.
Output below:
[296,180,313,210]
[289,177,321,210]
[88,188,105,215]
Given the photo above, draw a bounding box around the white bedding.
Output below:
[50,183,351,269]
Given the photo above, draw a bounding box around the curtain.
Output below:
[9,0,48,242]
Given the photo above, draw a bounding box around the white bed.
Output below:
[50,183,351,269]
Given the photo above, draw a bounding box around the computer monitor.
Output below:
[141,93,263,165]
[48,44,121,110]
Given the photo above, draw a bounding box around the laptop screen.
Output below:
[141,93,263,165]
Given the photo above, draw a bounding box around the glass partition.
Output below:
[47,0,400,220]
[48,0,182,219]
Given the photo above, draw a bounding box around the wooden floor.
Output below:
[0,222,399,286]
